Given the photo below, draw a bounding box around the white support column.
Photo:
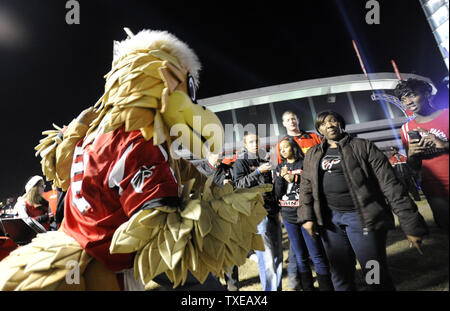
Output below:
[385,99,396,119]
[268,102,280,136]
[231,109,240,142]
[346,92,360,124]
[307,97,316,121]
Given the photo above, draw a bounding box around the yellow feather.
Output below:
[141,60,165,80]
[149,50,182,69]
[140,83,164,99]
[118,95,159,110]
[124,107,155,132]
[180,199,202,220]
[140,125,154,141]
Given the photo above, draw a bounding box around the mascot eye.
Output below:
[187,73,198,104]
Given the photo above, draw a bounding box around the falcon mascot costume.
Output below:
[0,29,269,290]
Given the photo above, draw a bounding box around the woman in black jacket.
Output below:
[274,137,332,291]
[299,111,428,291]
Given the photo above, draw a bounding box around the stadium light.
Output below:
[419,0,449,71]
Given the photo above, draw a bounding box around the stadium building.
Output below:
[188,72,437,160]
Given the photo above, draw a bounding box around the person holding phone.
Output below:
[233,132,282,291]
[395,78,449,232]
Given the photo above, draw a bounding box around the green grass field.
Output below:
[149,197,449,291]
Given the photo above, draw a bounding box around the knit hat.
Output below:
[25,176,44,193]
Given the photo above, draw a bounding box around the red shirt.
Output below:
[62,126,179,271]
[276,132,322,164]
[400,109,449,197]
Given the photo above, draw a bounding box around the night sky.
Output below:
[0,0,448,200]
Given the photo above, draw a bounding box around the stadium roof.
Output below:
[198,72,437,113]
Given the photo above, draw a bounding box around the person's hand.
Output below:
[280,166,292,182]
[302,221,319,237]
[76,107,99,126]
[37,214,49,223]
[408,139,428,157]
[258,163,274,173]
[416,127,449,150]
[223,179,231,185]
[407,235,424,255]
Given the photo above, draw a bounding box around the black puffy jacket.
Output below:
[298,133,428,237]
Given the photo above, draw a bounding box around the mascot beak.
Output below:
[162,90,224,159]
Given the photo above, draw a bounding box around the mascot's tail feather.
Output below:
[110,178,269,289]
[0,231,92,291]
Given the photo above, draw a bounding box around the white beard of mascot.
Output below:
[0,28,269,291]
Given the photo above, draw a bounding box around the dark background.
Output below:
[0,0,448,199]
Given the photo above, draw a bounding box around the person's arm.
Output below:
[280,165,295,183]
[36,213,50,223]
[233,159,264,189]
[14,199,29,219]
[366,141,428,252]
[211,163,230,187]
[400,127,422,173]
[406,128,449,173]
[415,127,449,152]
[273,164,287,200]
[298,151,317,229]
[15,199,49,223]
[406,140,425,172]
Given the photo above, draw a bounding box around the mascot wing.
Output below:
[34,124,63,187]
[34,119,91,191]
[110,177,269,289]
[0,232,92,291]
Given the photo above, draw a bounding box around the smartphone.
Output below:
[407,130,422,141]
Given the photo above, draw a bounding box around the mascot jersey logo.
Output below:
[131,165,155,193]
